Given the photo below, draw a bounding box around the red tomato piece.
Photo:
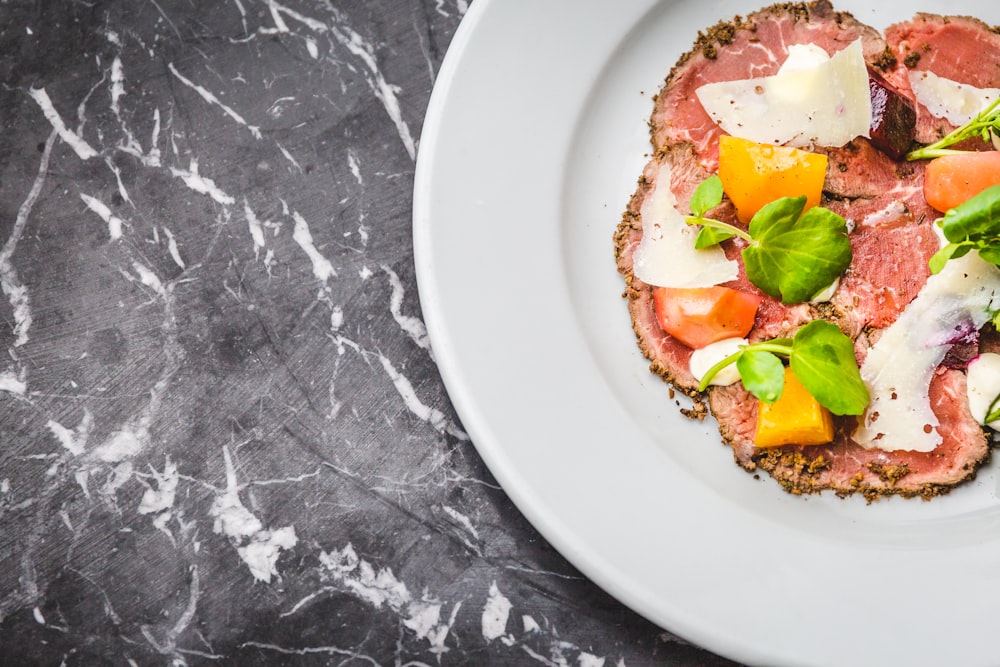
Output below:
[924,151,1000,212]
[652,286,762,349]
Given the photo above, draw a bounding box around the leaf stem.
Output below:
[696,340,793,391]
[907,96,1000,161]
[685,215,752,242]
[743,341,793,357]
[697,349,744,392]
[986,394,1000,424]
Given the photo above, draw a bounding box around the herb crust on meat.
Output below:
[615,0,1000,500]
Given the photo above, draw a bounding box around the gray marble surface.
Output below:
[0,1,740,665]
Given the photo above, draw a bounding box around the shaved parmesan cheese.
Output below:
[778,44,831,73]
[907,70,1000,126]
[853,252,1000,451]
[695,39,871,148]
[632,161,738,288]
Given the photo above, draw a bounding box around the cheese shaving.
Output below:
[695,39,871,148]
[854,252,1000,451]
[631,161,738,288]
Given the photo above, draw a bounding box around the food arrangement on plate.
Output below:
[614,0,1000,500]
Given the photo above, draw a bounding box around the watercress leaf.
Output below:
[743,201,852,304]
[789,320,869,416]
[736,350,785,403]
[697,347,747,392]
[938,184,1000,242]
[747,196,806,239]
[928,242,971,274]
[689,175,723,217]
[694,225,735,249]
[977,244,1000,267]
[907,97,1000,160]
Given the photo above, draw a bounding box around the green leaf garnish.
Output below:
[927,242,969,274]
[694,225,737,249]
[977,245,1000,266]
[736,350,785,403]
[686,180,851,304]
[689,175,723,216]
[907,97,1000,161]
[939,184,1000,240]
[986,393,1000,424]
[685,175,748,248]
[743,197,852,304]
[789,320,869,416]
[928,185,1000,274]
[698,320,869,415]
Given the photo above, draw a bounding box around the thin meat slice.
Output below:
[709,368,989,500]
[887,14,1000,87]
[615,149,705,395]
[821,139,920,199]
[616,2,996,501]
[883,14,1000,144]
[652,0,886,169]
[823,161,941,334]
[615,145,814,395]
[830,220,939,332]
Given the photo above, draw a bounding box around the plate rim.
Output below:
[413,1,1000,665]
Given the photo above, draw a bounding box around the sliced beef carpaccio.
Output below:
[709,368,989,500]
[614,145,815,397]
[882,13,1000,144]
[651,0,886,169]
[616,1,996,500]
[823,156,941,335]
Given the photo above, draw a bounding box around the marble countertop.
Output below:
[0,1,739,664]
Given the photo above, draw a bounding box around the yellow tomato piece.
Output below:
[718,136,828,224]
[753,366,834,448]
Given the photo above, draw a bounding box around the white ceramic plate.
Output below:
[413,1,1000,665]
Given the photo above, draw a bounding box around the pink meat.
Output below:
[821,139,919,199]
[883,14,1000,144]
[652,0,885,169]
[885,13,1000,88]
[614,1,996,500]
[710,368,989,499]
[823,159,941,333]
[832,221,938,332]
[615,146,814,394]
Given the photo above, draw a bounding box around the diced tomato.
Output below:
[924,151,1000,212]
[718,135,828,224]
[652,285,761,349]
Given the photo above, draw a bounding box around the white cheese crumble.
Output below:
[632,161,738,288]
[689,337,746,386]
[853,252,1000,451]
[695,39,872,148]
[907,70,1000,126]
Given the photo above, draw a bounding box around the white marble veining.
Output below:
[0,0,720,664]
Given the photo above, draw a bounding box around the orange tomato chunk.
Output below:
[652,285,761,349]
[754,366,834,448]
[718,135,828,224]
[923,151,1000,213]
